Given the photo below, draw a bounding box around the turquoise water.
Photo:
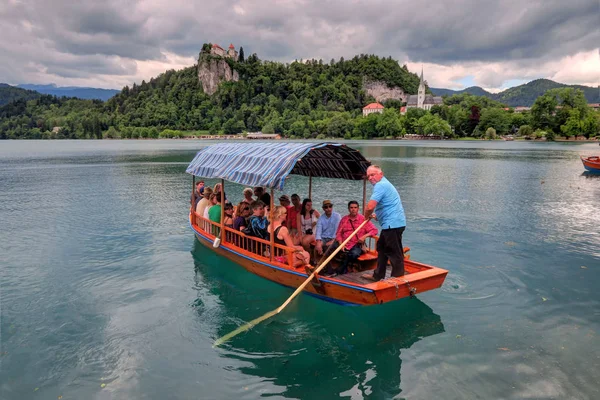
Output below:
[1,140,599,399]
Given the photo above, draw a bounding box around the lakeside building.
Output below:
[362,102,384,116]
[403,69,443,114]
[514,106,531,113]
[210,43,238,61]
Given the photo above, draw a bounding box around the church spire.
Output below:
[420,66,424,84]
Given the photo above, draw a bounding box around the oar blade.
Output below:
[213,308,279,347]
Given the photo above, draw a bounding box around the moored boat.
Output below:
[581,156,600,173]
[186,142,448,306]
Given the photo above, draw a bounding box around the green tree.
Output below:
[403,108,427,134]
[560,109,583,138]
[485,127,497,139]
[478,108,510,134]
[104,126,119,139]
[531,93,558,130]
[262,123,275,134]
[517,125,534,137]
[376,109,404,137]
[238,46,245,63]
[416,113,452,137]
[327,114,352,137]
[354,113,380,138]
[582,111,600,138]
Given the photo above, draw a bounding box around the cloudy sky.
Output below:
[1,0,598,92]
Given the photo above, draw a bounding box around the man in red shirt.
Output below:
[327,201,378,276]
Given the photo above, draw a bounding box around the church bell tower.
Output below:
[417,67,425,109]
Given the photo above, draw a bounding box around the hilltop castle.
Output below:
[210,43,238,61]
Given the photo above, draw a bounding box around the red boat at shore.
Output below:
[186,142,448,306]
[581,156,600,173]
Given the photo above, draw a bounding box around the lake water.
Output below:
[1,140,599,399]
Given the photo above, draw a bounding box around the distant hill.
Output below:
[432,79,599,106]
[431,86,492,97]
[17,84,120,101]
[494,79,599,106]
[0,84,40,106]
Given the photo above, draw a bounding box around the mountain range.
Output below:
[431,79,599,106]
[17,84,119,101]
[2,77,598,108]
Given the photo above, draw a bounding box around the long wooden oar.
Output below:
[214,217,371,347]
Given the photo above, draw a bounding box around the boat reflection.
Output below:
[191,241,445,398]
[581,171,600,178]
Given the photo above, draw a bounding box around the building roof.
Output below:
[363,102,384,110]
[212,44,224,50]
[229,43,235,49]
[406,94,443,106]
[186,143,371,190]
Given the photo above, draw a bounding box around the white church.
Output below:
[402,69,443,114]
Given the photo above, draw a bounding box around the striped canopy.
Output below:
[186,142,371,190]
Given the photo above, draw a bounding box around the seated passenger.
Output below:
[233,201,251,231]
[195,187,213,217]
[268,206,310,267]
[297,198,320,251]
[314,200,342,261]
[203,193,217,220]
[326,201,378,276]
[208,193,223,236]
[213,183,227,202]
[245,200,269,240]
[279,194,291,208]
[242,188,254,205]
[223,202,234,228]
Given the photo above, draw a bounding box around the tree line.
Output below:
[1,48,598,140]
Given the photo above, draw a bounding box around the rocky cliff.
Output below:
[197,53,239,95]
[363,78,407,103]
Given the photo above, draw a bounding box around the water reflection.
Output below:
[191,240,444,399]
[581,171,600,179]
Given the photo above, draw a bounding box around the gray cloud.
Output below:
[0,0,597,89]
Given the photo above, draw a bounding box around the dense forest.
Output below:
[0,84,40,106]
[1,48,599,140]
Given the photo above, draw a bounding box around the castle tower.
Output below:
[227,44,238,61]
[417,67,425,109]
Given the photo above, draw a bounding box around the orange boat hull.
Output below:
[190,215,448,306]
[581,156,600,173]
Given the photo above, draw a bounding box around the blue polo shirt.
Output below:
[370,176,406,229]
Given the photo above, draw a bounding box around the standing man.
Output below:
[191,180,205,207]
[286,194,302,237]
[314,200,341,260]
[363,165,406,281]
[253,187,271,210]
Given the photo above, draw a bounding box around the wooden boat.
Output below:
[581,156,600,173]
[187,142,448,306]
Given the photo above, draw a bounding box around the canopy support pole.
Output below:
[308,173,312,199]
[220,179,225,243]
[362,178,367,214]
[192,175,196,225]
[270,188,274,262]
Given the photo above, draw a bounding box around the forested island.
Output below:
[1,44,599,141]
